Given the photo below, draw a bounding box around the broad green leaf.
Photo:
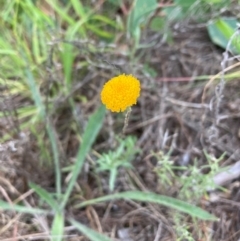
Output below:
[204,0,225,4]
[69,219,113,241]
[61,105,106,208]
[29,182,59,211]
[0,201,48,215]
[164,0,195,21]
[150,17,166,31]
[51,213,64,241]
[75,191,218,221]
[175,0,195,7]
[127,0,158,36]
[207,18,240,54]
[107,0,122,6]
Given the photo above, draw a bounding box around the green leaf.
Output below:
[127,0,158,36]
[164,0,195,21]
[29,182,59,211]
[0,201,48,215]
[69,219,113,241]
[61,43,74,90]
[175,0,195,8]
[204,0,224,4]
[45,119,61,196]
[61,105,106,208]
[107,0,122,6]
[70,0,87,18]
[25,66,45,119]
[75,191,218,221]
[86,24,114,39]
[207,18,240,54]
[150,17,166,31]
[91,15,119,28]
[51,213,64,241]
[44,0,75,25]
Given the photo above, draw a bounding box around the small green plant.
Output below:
[153,151,186,187]
[154,150,225,203]
[174,214,195,241]
[178,152,225,202]
[97,135,139,191]
[154,151,225,239]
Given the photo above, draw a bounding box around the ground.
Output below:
[1,1,240,241]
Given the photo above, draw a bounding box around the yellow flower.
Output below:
[101,74,141,112]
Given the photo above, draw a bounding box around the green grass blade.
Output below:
[68,0,90,37]
[91,15,119,28]
[51,213,64,241]
[75,191,217,221]
[45,0,75,25]
[25,67,45,119]
[60,43,74,90]
[0,201,48,215]
[61,105,106,208]
[69,218,113,241]
[46,119,62,196]
[70,0,86,18]
[29,182,59,211]
[86,24,114,38]
[24,65,61,196]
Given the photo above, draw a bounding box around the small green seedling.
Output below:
[97,135,139,191]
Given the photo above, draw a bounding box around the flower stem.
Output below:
[122,107,132,135]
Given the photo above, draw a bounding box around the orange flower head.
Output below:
[101,74,141,112]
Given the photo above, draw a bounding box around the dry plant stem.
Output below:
[201,30,240,148]
[86,206,103,233]
[153,222,163,241]
[0,186,15,209]
[202,61,240,104]
[201,29,240,130]
[0,213,22,237]
[215,29,240,125]
[123,107,132,135]
[158,75,168,148]
[201,61,240,138]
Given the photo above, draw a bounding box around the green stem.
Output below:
[109,168,117,192]
[46,119,61,198]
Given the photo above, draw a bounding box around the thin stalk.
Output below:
[46,118,62,198]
